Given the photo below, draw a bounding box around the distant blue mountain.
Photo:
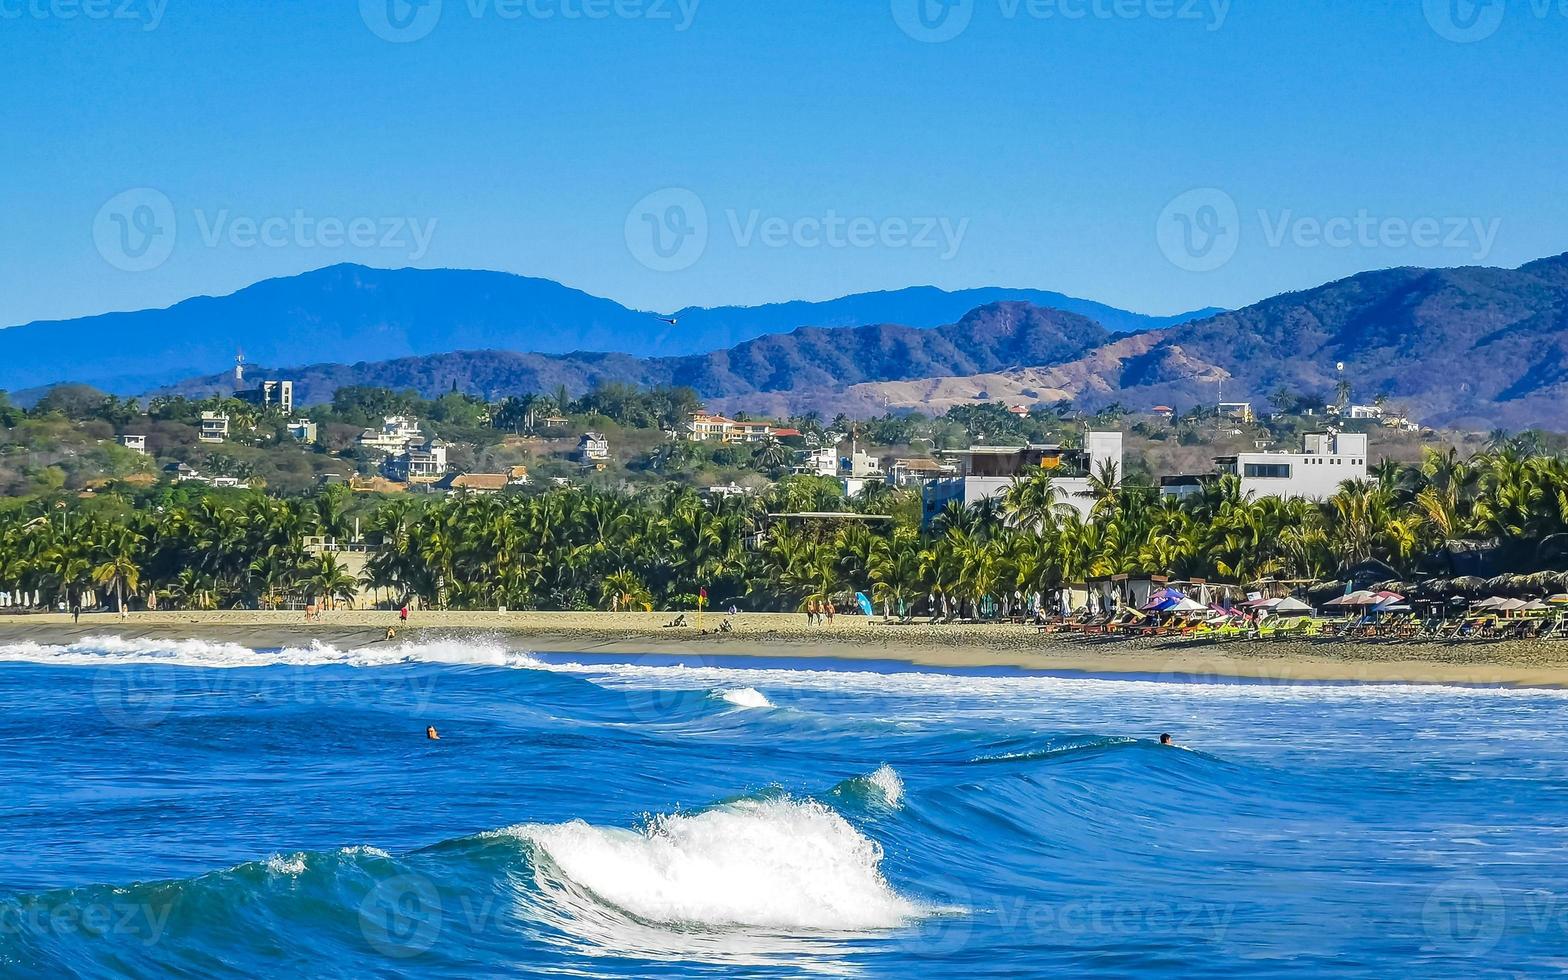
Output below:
[672,287,1219,339]
[0,264,1221,394]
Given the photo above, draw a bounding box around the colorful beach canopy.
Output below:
[1140,587,1189,612]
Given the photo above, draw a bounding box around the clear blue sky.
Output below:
[3,1,1565,326]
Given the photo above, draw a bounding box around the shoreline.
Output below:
[6,610,1568,687]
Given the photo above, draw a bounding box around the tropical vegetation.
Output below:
[5,443,1568,615]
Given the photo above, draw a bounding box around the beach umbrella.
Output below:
[1272,597,1313,614]
[1326,590,1374,607]
[1170,597,1206,612]
[1496,598,1528,612]
[1520,599,1549,611]
[1472,596,1506,610]
[1140,587,1185,612]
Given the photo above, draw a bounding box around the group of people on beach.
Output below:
[804,600,836,626]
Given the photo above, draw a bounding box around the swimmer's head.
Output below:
[1159,733,1172,745]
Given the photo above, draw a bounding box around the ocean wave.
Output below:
[536,655,1568,701]
[498,797,928,933]
[968,736,1140,764]
[830,764,906,809]
[0,635,541,670]
[713,686,773,709]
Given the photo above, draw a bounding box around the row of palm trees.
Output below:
[3,446,1567,614]
[0,495,359,613]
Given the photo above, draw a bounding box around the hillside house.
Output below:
[357,416,424,455]
[199,412,230,444]
[576,432,610,463]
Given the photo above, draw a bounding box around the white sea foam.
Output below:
[865,764,904,807]
[715,687,773,709]
[0,635,541,670]
[536,656,1568,702]
[264,853,308,876]
[503,798,926,933]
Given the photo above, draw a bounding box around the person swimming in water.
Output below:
[426,726,440,740]
[1159,733,1173,746]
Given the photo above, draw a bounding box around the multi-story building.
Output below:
[287,419,318,443]
[118,434,148,455]
[385,439,448,483]
[357,416,424,455]
[686,412,773,444]
[921,431,1124,525]
[1160,431,1369,502]
[237,380,294,415]
[199,412,230,443]
[793,447,838,478]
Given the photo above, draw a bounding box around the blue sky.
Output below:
[2,0,1565,326]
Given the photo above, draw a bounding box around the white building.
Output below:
[357,416,423,455]
[287,419,318,443]
[1161,431,1369,502]
[576,432,610,463]
[793,447,839,478]
[385,438,448,483]
[703,482,753,500]
[118,434,148,455]
[199,412,230,443]
[921,431,1124,525]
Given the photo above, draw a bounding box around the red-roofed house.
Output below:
[686,412,774,444]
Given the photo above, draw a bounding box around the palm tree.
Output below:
[303,553,358,610]
[91,538,142,616]
[1002,469,1070,531]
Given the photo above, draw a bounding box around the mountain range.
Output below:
[156,251,1568,431]
[0,264,1218,394]
[844,253,1568,430]
[160,303,1112,410]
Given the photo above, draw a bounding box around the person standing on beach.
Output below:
[400,604,409,625]
[70,601,81,625]
[826,601,835,625]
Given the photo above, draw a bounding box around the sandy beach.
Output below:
[6,609,1568,687]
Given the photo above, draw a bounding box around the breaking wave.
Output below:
[0,635,542,670]
[713,687,773,709]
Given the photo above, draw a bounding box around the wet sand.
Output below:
[7,609,1568,686]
